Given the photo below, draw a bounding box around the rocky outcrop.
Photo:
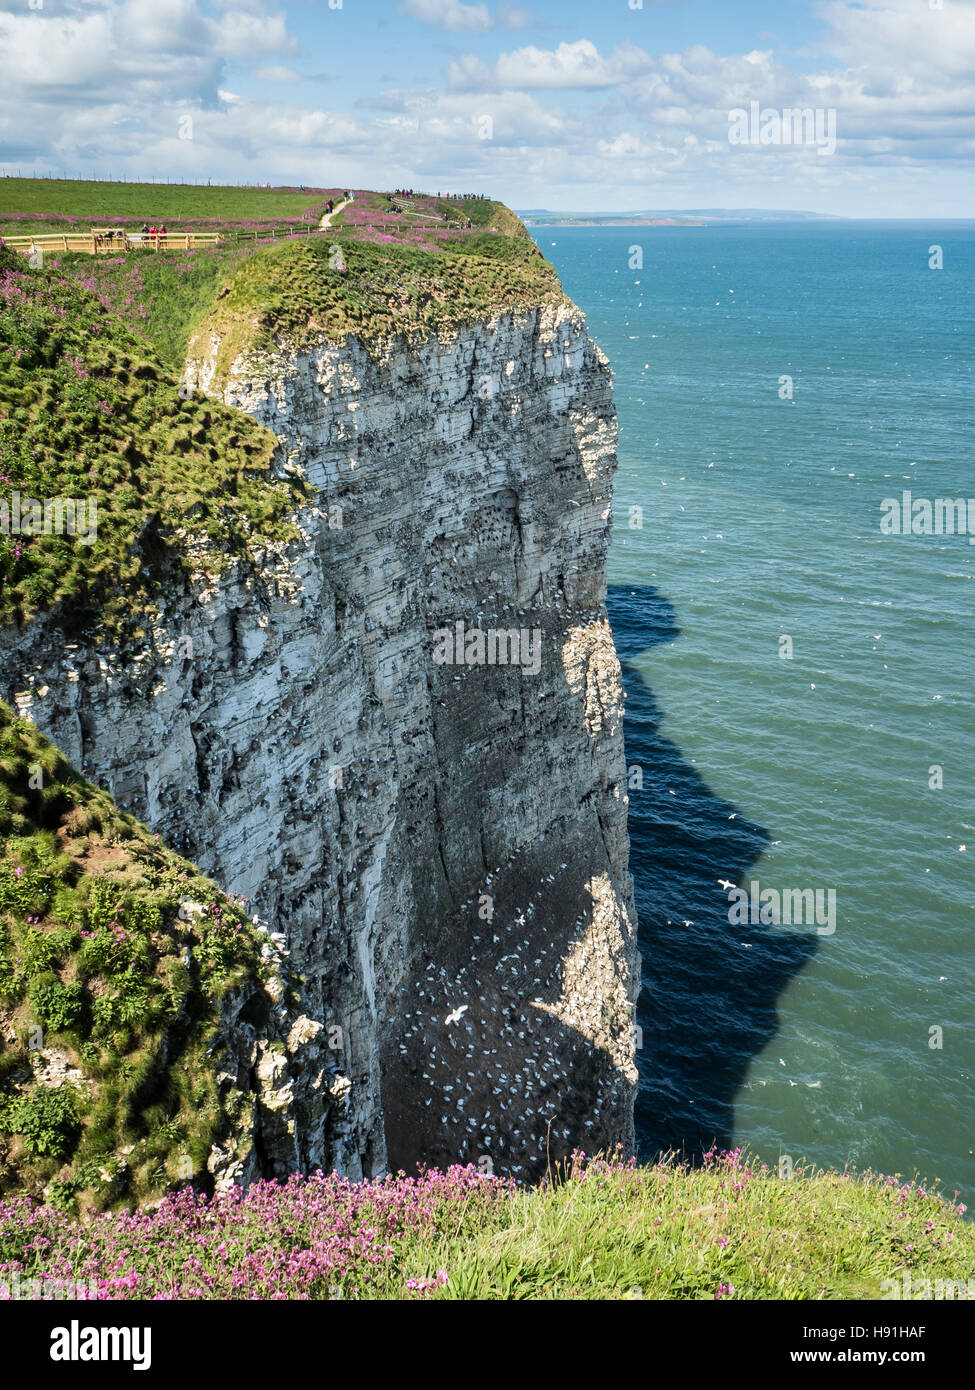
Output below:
[0,302,638,1183]
[204,938,344,1192]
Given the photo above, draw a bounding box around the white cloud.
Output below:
[212,10,296,59]
[397,0,536,33]
[2,11,119,91]
[115,0,212,56]
[496,4,533,29]
[255,65,304,83]
[821,0,975,78]
[397,0,493,34]
[0,0,297,108]
[449,39,654,90]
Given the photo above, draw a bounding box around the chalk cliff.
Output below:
[1,269,638,1184]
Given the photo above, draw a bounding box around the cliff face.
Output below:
[1,301,638,1183]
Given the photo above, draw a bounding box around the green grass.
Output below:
[406,1154,975,1300]
[0,703,280,1213]
[2,181,559,379]
[192,228,565,383]
[432,196,531,239]
[47,245,267,369]
[0,178,328,227]
[0,243,310,638]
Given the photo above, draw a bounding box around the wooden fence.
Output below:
[3,230,222,256]
[3,223,324,258]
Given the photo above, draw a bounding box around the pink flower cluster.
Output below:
[80,921,129,941]
[405,1271,449,1296]
[0,1166,510,1301]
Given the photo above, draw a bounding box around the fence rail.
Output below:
[4,230,223,255]
[3,223,326,257]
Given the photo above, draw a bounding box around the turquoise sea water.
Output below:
[537,222,975,1197]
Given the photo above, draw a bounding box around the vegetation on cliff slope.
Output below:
[0,1150,971,1300]
[0,243,310,637]
[0,702,278,1214]
[43,243,269,370]
[15,213,543,374]
[191,229,565,383]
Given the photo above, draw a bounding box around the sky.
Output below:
[2,0,974,216]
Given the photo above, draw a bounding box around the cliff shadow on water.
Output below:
[607,584,818,1164]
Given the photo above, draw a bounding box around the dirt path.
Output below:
[319,198,351,229]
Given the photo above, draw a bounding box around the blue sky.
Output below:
[3,0,974,215]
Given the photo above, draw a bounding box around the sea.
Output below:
[534,221,975,1198]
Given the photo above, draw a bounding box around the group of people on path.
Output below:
[391,188,486,201]
[139,222,167,242]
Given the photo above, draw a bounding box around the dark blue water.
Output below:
[537,222,975,1196]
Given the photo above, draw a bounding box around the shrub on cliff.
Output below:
[0,702,278,1212]
[0,257,311,638]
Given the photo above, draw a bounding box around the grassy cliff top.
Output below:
[34,190,563,375]
[0,178,519,239]
[0,178,331,236]
[0,702,277,1214]
[191,227,565,382]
